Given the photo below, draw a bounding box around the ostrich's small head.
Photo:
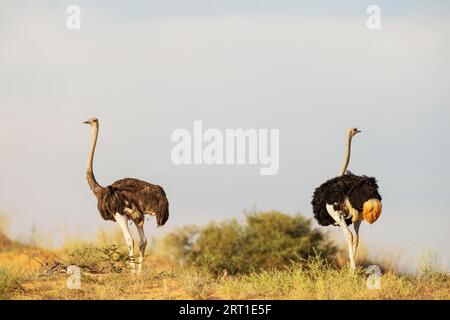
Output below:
[348,127,361,138]
[83,117,99,127]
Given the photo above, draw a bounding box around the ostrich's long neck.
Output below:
[339,134,352,176]
[86,126,103,195]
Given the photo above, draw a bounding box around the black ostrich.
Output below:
[83,118,169,274]
[311,128,382,270]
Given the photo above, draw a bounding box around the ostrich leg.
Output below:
[352,221,361,262]
[338,217,356,271]
[326,204,356,271]
[136,224,147,274]
[114,213,136,274]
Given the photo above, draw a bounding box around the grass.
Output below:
[0,267,23,299]
[216,258,450,299]
[0,226,449,300]
[2,251,448,300]
[180,269,215,299]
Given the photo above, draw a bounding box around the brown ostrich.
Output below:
[83,117,169,274]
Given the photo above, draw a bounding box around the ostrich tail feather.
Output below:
[363,199,382,224]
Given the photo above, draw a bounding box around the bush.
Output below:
[58,244,130,274]
[162,211,337,275]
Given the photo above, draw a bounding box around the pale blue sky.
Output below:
[0,1,449,270]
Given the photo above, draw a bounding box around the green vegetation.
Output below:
[61,244,130,274]
[0,211,449,300]
[162,211,337,275]
[216,256,449,299]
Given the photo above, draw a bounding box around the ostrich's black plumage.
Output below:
[95,178,169,227]
[311,172,382,226]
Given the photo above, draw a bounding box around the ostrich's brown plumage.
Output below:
[84,117,169,228]
[96,178,169,227]
[84,117,169,274]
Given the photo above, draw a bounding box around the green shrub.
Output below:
[162,211,337,275]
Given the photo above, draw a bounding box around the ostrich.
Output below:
[311,128,382,270]
[83,117,169,274]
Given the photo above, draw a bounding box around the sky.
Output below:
[1,1,449,270]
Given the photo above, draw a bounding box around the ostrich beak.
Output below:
[83,120,90,124]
